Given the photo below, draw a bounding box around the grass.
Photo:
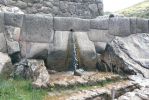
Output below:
[117,0,149,18]
[0,78,118,100]
[0,78,47,100]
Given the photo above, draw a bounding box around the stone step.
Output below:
[48,72,123,90]
[45,80,138,100]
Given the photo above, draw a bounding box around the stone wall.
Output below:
[0,12,149,71]
[2,0,103,19]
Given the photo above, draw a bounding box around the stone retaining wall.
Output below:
[0,12,149,71]
[2,0,103,19]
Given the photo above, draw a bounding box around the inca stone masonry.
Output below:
[3,0,103,19]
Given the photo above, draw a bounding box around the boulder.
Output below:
[47,31,70,71]
[75,32,97,70]
[20,14,54,43]
[29,60,50,88]
[13,59,50,88]
[0,52,13,78]
[101,33,149,78]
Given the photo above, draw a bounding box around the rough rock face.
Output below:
[101,33,149,78]
[13,59,50,88]
[117,75,149,100]
[0,0,103,19]
[0,52,13,77]
[0,5,24,14]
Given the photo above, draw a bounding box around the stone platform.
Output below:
[43,72,139,100]
[48,72,122,89]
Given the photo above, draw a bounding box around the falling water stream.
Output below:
[68,30,79,71]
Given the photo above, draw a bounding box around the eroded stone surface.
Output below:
[0,52,13,77]
[101,33,149,78]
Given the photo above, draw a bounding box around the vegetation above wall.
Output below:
[117,0,149,18]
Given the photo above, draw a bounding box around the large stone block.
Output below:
[54,17,90,31]
[4,13,24,27]
[75,32,97,70]
[94,42,107,54]
[130,17,137,34]
[47,31,70,71]
[0,13,5,33]
[90,18,109,30]
[0,33,7,53]
[109,17,131,36]
[20,41,50,59]
[136,18,149,33]
[130,18,149,34]
[20,14,54,43]
[87,29,114,42]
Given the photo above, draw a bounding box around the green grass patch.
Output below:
[117,0,149,18]
[0,78,47,100]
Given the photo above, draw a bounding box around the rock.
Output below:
[13,59,50,88]
[0,0,7,5]
[128,75,149,87]
[0,6,24,14]
[4,13,24,27]
[130,18,149,34]
[94,42,107,54]
[101,33,149,78]
[108,17,131,36]
[89,4,99,18]
[20,41,50,59]
[136,18,149,33]
[130,17,137,34]
[75,32,97,70]
[54,17,90,31]
[15,1,27,9]
[5,26,21,41]
[87,29,114,42]
[0,33,7,53]
[47,31,70,71]
[0,13,5,33]
[20,14,54,43]
[7,40,20,55]
[0,52,13,78]
[117,86,149,100]
[29,59,50,88]
[74,69,84,76]
[90,18,109,30]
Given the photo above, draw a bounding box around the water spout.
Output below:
[68,30,79,71]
